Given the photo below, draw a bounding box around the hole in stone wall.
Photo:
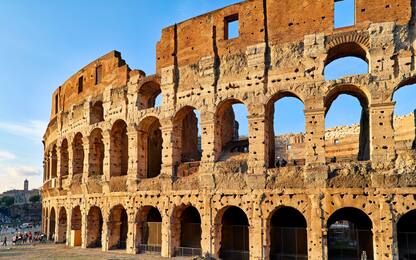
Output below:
[224,14,239,40]
[334,0,355,28]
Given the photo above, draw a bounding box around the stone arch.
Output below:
[56,206,67,243]
[90,100,104,124]
[215,98,249,161]
[60,139,69,177]
[173,106,201,164]
[397,209,416,259]
[49,207,56,240]
[138,116,163,178]
[110,120,128,177]
[89,128,104,176]
[86,206,103,248]
[215,205,250,260]
[51,144,57,178]
[324,84,371,161]
[135,206,162,254]
[71,205,82,247]
[266,91,305,168]
[171,204,202,256]
[108,204,128,250]
[327,207,373,260]
[268,206,307,260]
[72,133,84,176]
[138,80,161,109]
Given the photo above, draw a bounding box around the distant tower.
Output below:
[24,179,28,192]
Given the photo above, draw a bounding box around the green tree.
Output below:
[29,195,40,203]
[1,196,15,207]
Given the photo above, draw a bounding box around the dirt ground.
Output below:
[0,244,192,259]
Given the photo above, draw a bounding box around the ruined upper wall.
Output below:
[50,51,133,119]
[156,0,412,73]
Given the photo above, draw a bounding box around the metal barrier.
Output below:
[270,227,308,260]
[139,244,161,254]
[328,228,373,260]
[174,246,202,257]
[219,250,249,260]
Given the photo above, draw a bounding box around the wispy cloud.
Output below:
[0,120,47,141]
[0,150,16,160]
[0,165,41,178]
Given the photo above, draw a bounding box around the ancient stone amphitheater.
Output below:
[42,0,416,259]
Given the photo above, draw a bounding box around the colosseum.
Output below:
[42,0,416,259]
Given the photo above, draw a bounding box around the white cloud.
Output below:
[3,165,41,178]
[0,120,47,141]
[0,150,16,160]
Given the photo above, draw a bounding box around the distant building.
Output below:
[0,179,40,205]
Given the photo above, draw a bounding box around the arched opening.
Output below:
[136,206,162,254]
[108,205,128,250]
[325,86,370,162]
[60,139,69,178]
[398,209,416,259]
[72,133,84,176]
[110,120,128,177]
[216,99,249,161]
[86,206,103,248]
[219,206,250,260]
[49,207,56,241]
[327,207,373,260]
[138,117,163,178]
[173,107,201,177]
[155,93,163,107]
[51,145,57,178]
[267,94,305,168]
[138,81,161,109]
[90,101,104,124]
[89,129,104,176]
[393,81,416,152]
[172,205,202,257]
[71,206,82,247]
[57,207,67,243]
[324,43,369,80]
[269,207,307,259]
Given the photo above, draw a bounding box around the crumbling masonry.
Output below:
[42,0,416,259]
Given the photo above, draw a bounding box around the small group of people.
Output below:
[1,231,44,246]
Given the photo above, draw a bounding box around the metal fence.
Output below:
[139,222,162,254]
[174,246,202,257]
[138,244,161,254]
[220,225,250,260]
[328,228,373,260]
[270,227,308,260]
[398,231,416,260]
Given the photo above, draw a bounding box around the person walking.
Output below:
[2,236,6,246]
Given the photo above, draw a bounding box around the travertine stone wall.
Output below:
[42,0,416,259]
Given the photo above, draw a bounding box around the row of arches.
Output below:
[45,79,416,183]
[44,204,416,259]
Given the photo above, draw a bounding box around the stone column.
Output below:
[66,209,72,246]
[127,126,138,192]
[82,136,90,184]
[81,209,87,248]
[161,209,172,257]
[48,151,53,180]
[308,194,324,260]
[200,194,212,256]
[101,215,109,252]
[304,107,326,165]
[160,120,175,179]
[102,129,111,193]
[370,102,396,164]
[249,209,263,260]
[126,218,136,254]
[247,113,268,175]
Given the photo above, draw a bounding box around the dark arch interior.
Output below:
[72,133,84,175]
[57,207,67,243]
[109,206,128,250]
[60,139,69,177]
[220,206,249,260]
[110,120,128,177]
[49,208,56,238]
[87,206,103,248]
[138,81,161,109]
[71,206,82,246]
[89,129,104,176]
[270,207,307,259]
[180,206,202,249]
[398,210,416,259]
[90,101,104,124]
[327,207,373,260]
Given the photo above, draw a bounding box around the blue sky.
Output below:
[0,0,414,192]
